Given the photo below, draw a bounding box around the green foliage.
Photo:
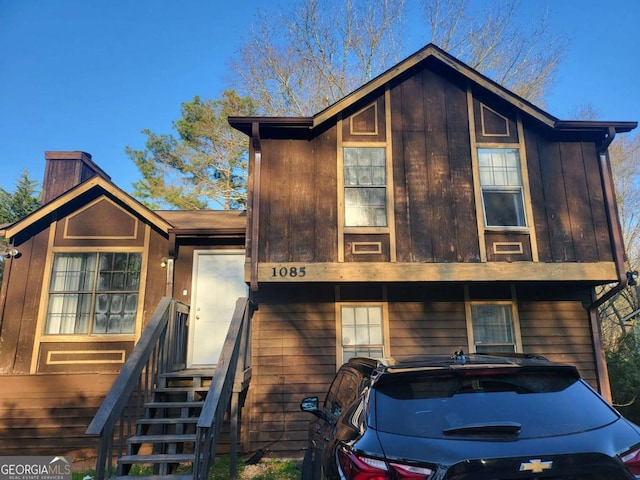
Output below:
[241,459,300,480]
[70,457,300,480]
[0,170,40,224]
[606,331,640,423]
[0,170,40,283]
[127,90,256,210]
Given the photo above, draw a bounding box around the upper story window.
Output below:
[45,252,141,335]
[478,148,526,228]
[344,147,387,227]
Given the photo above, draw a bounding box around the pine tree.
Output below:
[0,170,40,282]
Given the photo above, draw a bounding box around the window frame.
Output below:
[336,95,397,263]
[43,250,144,338]
[477,147,527,229]
[464,286,523,354]
[341,144,390,230]
[336,302,390,368]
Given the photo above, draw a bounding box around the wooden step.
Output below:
[118,453,195,464]
[152,386,209,402]
[161,369,214,378]
[127,434,196,444]
[136,418,198,425]
[154,386,209,394]
[144,401,204,408]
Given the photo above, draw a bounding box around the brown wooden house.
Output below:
[0,151,247,464]
[0,44,636,473]
[228,43,637,455]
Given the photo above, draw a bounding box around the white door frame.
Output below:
[187,249,246,368]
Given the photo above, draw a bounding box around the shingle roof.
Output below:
[157,209,247,231]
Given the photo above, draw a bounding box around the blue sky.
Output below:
[1,0,638,195]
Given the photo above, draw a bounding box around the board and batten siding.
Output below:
[258,132,338,264]
[390,63,478,264]
[524,127,612,264]
[253,58,615,270]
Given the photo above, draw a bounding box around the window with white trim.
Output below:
[343,147,387,227]
[340,304,385,363]
[45,252,141,335]
[478,148,526,227]
[470,303,516,353]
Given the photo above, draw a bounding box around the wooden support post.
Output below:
[230,391,240,478]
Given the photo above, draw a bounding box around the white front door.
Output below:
[188,250,247,367]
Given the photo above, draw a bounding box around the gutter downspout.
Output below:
[250,122,262,291]
[588,127,625,401]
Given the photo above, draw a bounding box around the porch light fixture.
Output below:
[2,247,19,258]
[627,271,639,287]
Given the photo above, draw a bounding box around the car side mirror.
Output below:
[300,396,332,422]
[301,396,320,413]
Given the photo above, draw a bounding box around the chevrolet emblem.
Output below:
[519,459,553,473]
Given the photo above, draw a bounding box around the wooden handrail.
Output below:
[86,297,189,479]
[193,297,252,480]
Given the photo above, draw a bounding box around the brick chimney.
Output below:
[41,151,111,204]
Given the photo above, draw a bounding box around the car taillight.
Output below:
[622,447,640,475]
[389,462,434,479]
[338,448,433,480]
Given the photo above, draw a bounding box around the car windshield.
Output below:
[374,370,619,439]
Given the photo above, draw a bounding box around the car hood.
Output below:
[373,418,640,467]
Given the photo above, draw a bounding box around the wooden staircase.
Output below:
[116,370,214,479]
[88,298,252,480]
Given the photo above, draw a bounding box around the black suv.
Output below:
[300,352,640,479]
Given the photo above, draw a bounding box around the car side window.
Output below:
[324,369,360,418]
[336,372,359,409]
[324,372,345,414]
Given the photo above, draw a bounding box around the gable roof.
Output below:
[229,43,636,138]
[3,175,173,240]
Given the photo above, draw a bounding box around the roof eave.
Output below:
[228,116,313,136]
[4,176,173,240]
[228,44,637,139]
[554,120,637,134]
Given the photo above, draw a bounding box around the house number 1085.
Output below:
[271,266,306,278]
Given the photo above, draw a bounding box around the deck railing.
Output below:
[86,297,190,480]
[193,297,253,480]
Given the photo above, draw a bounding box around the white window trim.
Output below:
[335,301,391,368]
[464,285,523,354]
[44,251,143,336]
[477,147,528,230]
